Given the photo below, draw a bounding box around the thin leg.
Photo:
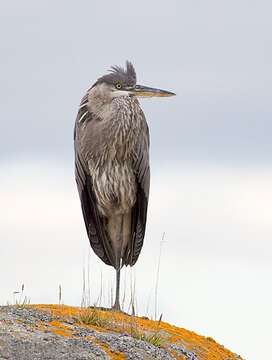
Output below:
[112,215,124,311]
[112,267,121,310]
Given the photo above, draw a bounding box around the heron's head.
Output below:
[93,61,175,99]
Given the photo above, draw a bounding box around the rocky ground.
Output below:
[0,305,244,360]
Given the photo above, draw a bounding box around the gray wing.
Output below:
[74,95,113,266]
[124,113,150,266]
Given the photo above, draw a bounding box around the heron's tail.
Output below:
[106,212,131,269]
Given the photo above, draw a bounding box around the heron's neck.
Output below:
[106,98,142,162]
[87,83,113,120]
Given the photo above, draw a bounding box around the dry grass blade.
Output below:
[58,285,62,305]
[155,232,165,320]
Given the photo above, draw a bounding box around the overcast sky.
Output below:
[1,1,272,359]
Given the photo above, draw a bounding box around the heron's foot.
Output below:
[111,302,121,312]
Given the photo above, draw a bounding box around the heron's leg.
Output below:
[112,267,121,310]
[112,215,124,311]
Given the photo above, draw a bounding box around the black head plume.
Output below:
[96,61,137,88]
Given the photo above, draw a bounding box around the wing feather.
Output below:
[124,114,150,266]
[74,99,114,266]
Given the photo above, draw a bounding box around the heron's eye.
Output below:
[115,82,122,89]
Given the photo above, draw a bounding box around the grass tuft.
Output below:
[11,284,30,308]
[131,327,164,346]
[128,312,164,347]
[77,307,108,327]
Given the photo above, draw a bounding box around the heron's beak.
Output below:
[130,85,176,98]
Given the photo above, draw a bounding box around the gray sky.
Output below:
[1,0,272,164]
[1,1,272,359]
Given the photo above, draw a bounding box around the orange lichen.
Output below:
[48,320,72,337]
[35,304,77,320]
[94,339,125,360]
[169,348,186,360]
[31,305,241,360]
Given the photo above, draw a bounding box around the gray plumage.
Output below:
[74,61,175,309]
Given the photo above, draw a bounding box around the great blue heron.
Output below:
[74,61,175,310]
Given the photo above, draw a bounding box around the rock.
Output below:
[0,305,244,360]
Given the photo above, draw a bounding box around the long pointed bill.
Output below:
[131,84,176,98]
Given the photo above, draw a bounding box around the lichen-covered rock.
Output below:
[0,305,243,360]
